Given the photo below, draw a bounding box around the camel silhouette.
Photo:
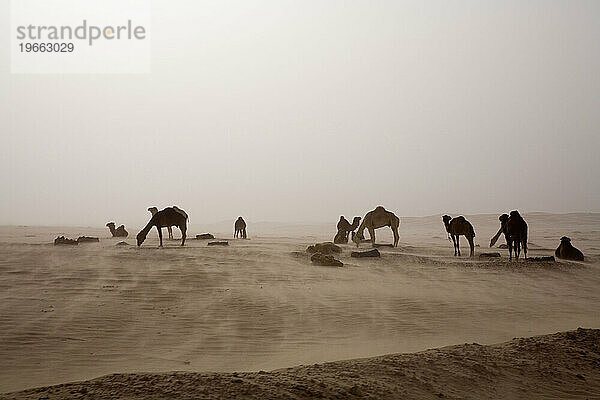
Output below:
[137,207,187,247]
[234,217,247,239]
[555,237,584,261]
[334,216,361,244]
[442,215,475,257]
[352,206,400,247]
[491,211,528,260]
[106,222,128,237]
[148,206,188,240]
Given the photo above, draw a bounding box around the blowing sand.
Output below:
[1,213,599,397]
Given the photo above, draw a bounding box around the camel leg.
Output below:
[243,228,247,239]
[180,224,186,246]
[157,226,163,247]
[368,227,376,247]
[392,227,399,247]
[456,235,461,256]
[167,226,172,240]
[451,235,457,256]
[508,240,513,260]
[234,229,237,239]
[515,239,521,260]
[468,235,474,257]
[523,240,528,259]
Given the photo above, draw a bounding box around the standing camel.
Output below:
[334,216,361,244]
[106,222,128,237]
[352,206,400,247]
[234,217,247,239]
[442,215,475,257]
[490,211,528,260]
[148,206,188,240]
[137,207,187,247]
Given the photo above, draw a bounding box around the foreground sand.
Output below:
[2,328,599,399]
[0,213,599,394]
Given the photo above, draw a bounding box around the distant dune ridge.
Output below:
[2,328,599,399]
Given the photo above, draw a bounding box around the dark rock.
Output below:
[208,241,229,246]
[351,249,381,258]
[479,252,501,258]
[77,236,99,243]
[498,244,508,249]
[116,241,129,246]
[196,233,215,240]
[526,256,555,262]
[54,236,78,245]
[310,252,343,267]
[306,242,341,254]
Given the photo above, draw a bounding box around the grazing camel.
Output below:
[442,215,475,257]
[352,206,400,248]
[234,217,247,239]
[334,216,361,244]
[491,211,527,260]
[106,222,128,237]
[555,237,584,261]
[137,207,187,247]
[489,214,509,248]
[148,206,188,240]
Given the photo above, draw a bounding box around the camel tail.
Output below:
[470,223,475,238]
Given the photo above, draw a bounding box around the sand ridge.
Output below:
[2,328,599,399]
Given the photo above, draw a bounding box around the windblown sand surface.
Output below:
[1,213,599,396]
[2,328,599,399]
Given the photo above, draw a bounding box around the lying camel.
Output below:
[352,206,400,247]
[442,215,475,257]
[137,207,187,247]
[334,216,361,244]
[148,206,188,240]
[490,211,527,260]
[555,237,584,261]
[234,217,247,239]
[106,222,128,237]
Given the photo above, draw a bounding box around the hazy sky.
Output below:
[1,0,599,227]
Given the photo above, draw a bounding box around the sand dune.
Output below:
[2,328,599,399]
[0,213,598,395]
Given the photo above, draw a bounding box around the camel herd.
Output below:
[105,205,585,262]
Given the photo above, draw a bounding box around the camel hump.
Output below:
[172,206,188,219]
[454,216,467,223]
[375,206,386,212]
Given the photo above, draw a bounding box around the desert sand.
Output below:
[0,212,599,397]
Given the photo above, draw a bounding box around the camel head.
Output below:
[351,216,361,228]
[442,215,452,225]
[560,236,571,243]
[106,222,115,228]
[509,210,521,219]
[136,231,147,247]
[499,214,509,223]
[148,207,158,215]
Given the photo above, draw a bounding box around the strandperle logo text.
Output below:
[16,20,147,46]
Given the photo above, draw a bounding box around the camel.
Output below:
[148,206,188,240]
[106,222,128,237]
[352,206,400,247]
[234,217,247,239]
[442,215,475,257]
[490,211,527,260]
[490,214,509,248]
[136,207,187,247]
[334,216,361,244]
[555,237,584,261]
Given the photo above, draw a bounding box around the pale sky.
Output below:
[1,0,599,227]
